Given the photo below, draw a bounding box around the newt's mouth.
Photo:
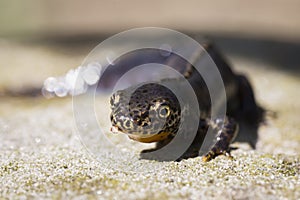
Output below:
[127,131,171,143]
[110,125,171,143]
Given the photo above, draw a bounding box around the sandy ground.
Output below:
[0,39,299,199]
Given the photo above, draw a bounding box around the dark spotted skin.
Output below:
[109,43,264,162]
[110,83,181,142]
[202,117,239,161]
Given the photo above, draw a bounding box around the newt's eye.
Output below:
[158,106,170,118]
[124,120,133,129]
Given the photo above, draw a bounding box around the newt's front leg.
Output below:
[202,117,239,162]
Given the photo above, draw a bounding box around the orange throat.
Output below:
[110,126,171,143]
[128,131,171,143]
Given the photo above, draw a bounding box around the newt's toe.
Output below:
[202,151,215,162]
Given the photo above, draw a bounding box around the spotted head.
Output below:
[110,83,181,143]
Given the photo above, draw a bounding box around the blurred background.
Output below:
[0,0,299,92]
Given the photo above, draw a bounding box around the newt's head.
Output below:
[110,83,181,143]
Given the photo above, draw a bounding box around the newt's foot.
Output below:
[203,117,239,162]
[202,151,215,162]
[202,150,234,162]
